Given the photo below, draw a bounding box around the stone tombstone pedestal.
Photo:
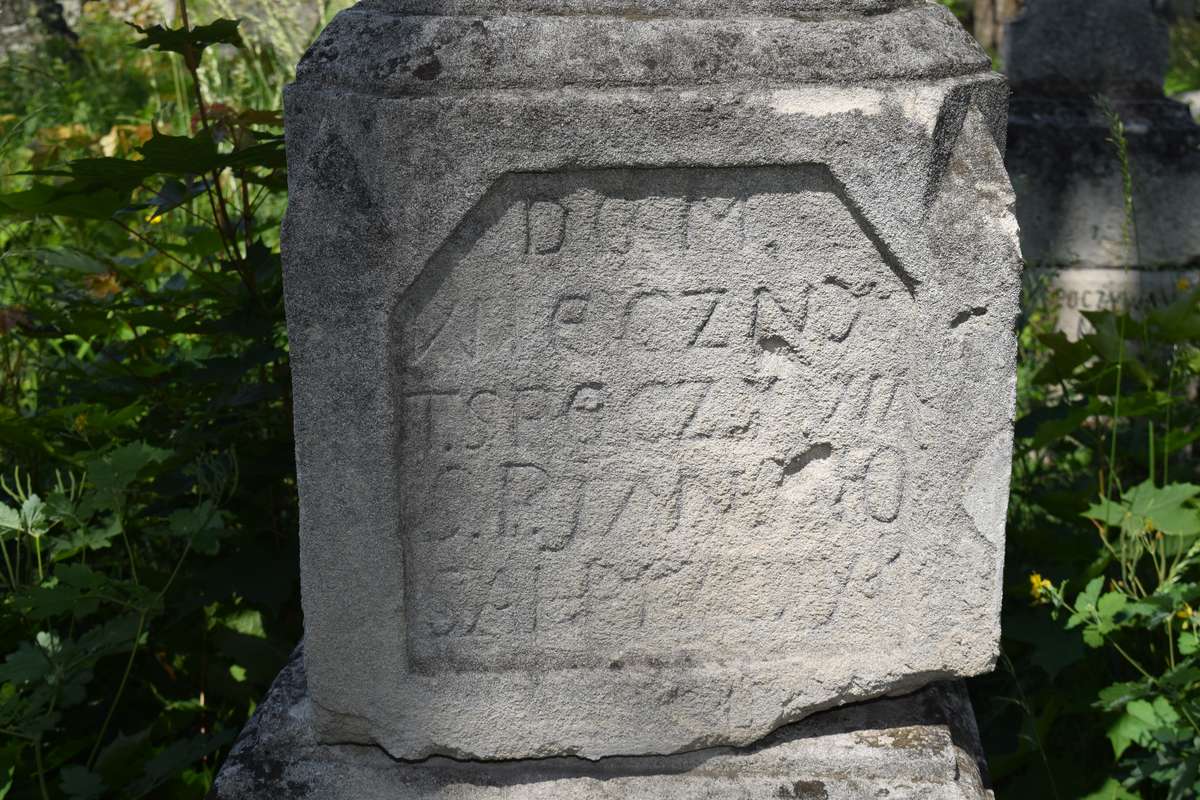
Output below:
[1004,0,1200,337]
[218,0,1020,794]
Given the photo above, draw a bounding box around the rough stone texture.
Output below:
[212,647,994,800]
[1005,0,1170,98]
[1004,0,1200,272]
[283,0,1020,761]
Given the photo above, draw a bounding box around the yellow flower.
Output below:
[1030,572,1054,604]
[144,211,164,225]
[84,272,121,300]
[73,414,88,434]
[1178,604,1194,629]
[1179,277,1193,292]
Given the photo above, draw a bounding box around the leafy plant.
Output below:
[0,3,301,797]
[971,100,1200,799]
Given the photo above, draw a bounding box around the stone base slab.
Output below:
[212,648,994,800]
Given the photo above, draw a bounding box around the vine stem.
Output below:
[86,611,147,769]
[33,735,50,800]
[87,540,193,768]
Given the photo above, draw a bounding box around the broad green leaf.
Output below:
[1082,310,1157,387]
[59,766,105,800]
[20,494,47,537]
[50,517,121,560]
[137,130,221,175]
[0,642,49,685]
[31,247,111,274]
[1097,591,1128,622]
[1032,330,1094,384]
[85,442,172,503]
[1069,576,1106,630]
[1081,778,1142,800]
[1147,285,1200,342]
[1160,664,1200,688]
[1125,593,1176,626]
[1109,705,1153,759]
[1085,481,1200,538]
[168,501,223,555]
[94,727,151,787]
[0,180,134,221]
[1097,681,1152,711]
[0,503,19,533]
[127,730,236,797]
[1019,403,1093,448]
[129,19,243,69]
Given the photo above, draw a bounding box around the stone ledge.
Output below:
[211,647,994,800]
[355,0,915,18]
[292,4,989,96]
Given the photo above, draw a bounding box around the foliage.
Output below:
[1167,17,1200,97]
[970,103,1200,798]
[0,3,308,797]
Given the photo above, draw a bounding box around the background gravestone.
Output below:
[1004,0,1200,337]
[217,0,1020,791]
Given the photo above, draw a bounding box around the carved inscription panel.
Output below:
[394,167,916,674]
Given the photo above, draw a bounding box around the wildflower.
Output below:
[73,414,88,435]
[1030,572,1054,604]
[85,272,121,300]
[1179,277,1193,292]
[1179,604,1195,629]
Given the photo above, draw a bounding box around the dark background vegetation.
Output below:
[0,2,1196,798]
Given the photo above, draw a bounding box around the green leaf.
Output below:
[167,501,224,555]
[1097,591,1128,622]
[129,19,243,69]
[0,503,19,533]
[50,517,121,560]
[1082,310,1157,387]
[0,642,49,685]
[31,247,112,275]
[0,743,18,800]
[137,129,221,175]
[1097,681,1152,711]
[1016,402,1092,448]
[1081,778,1142,800]
[20,494,47,538]
[1147,285,1200,342]
[1032,330,1094,384]
[85,442,172,504]
[59,766,105,800]
[1068,576,1105,628]
[1108,705,1151,760]
[0,180,133,221]
[127,730,235,797]
[1085,481,1200,539]
[1107,697,1179,761]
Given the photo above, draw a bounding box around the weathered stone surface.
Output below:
[212,647,994,800]
[1027,268,1200,339]
[283,0,1020,761]
[1005,0,1170,97]
[1004,0,1200,272]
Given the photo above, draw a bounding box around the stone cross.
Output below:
[220,0,1021,793]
